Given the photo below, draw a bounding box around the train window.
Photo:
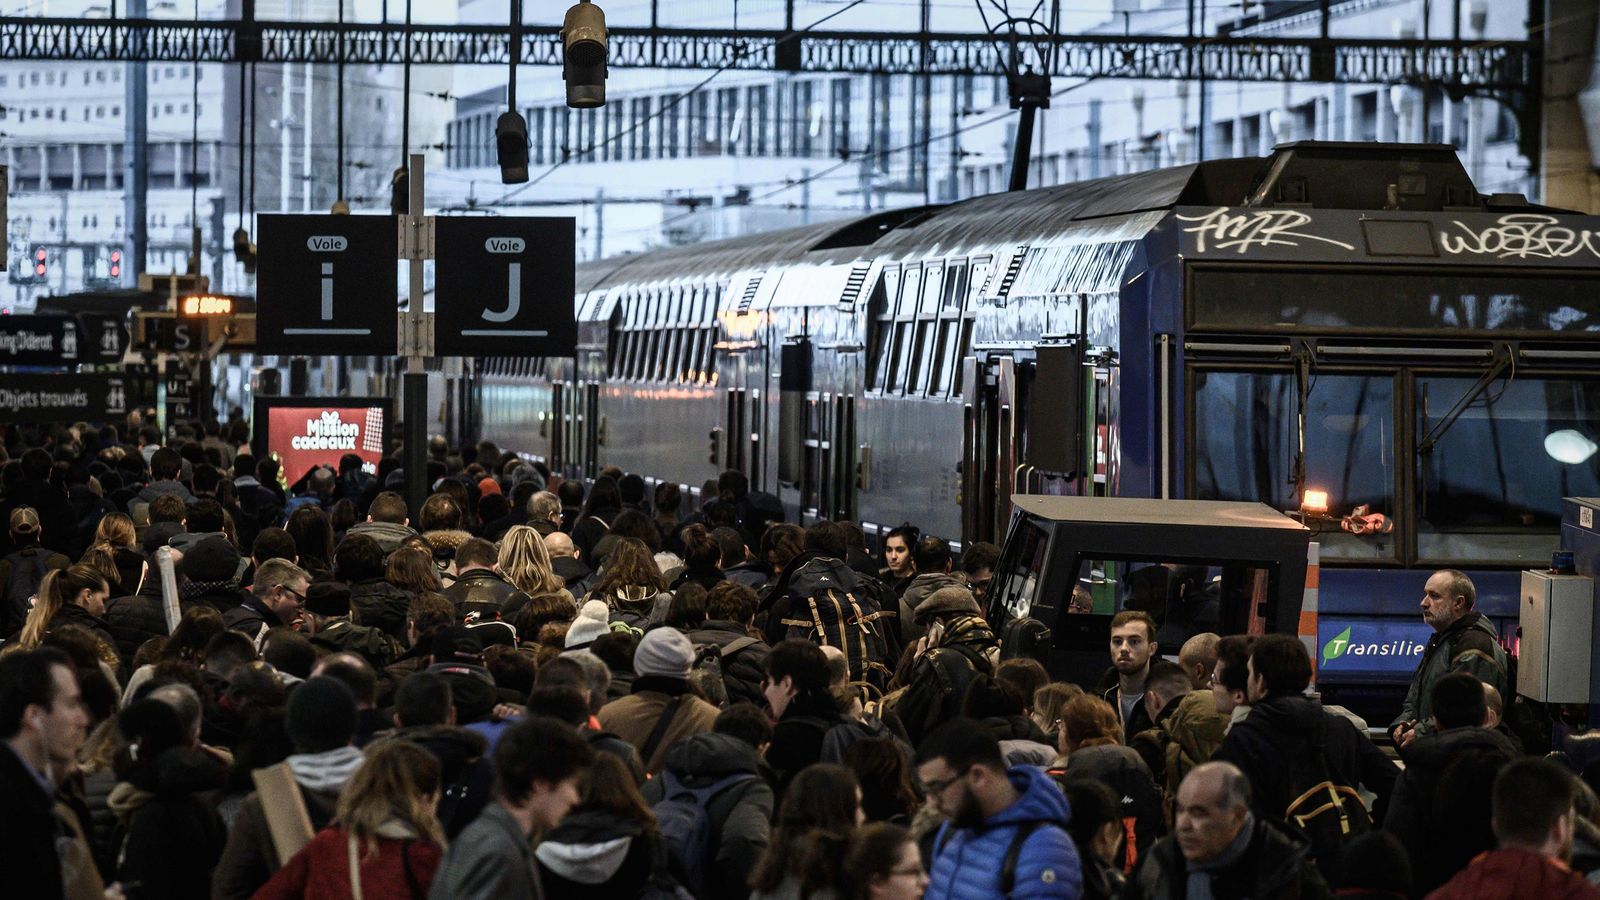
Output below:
[942,264,969,313]
[1192,369,1398,562]
[655,331,672,381]
[608,337,625,379]
[700,329,716,380]
[931,319,962,397]
[889,322,914,393]
[911,320,937,395]
[1416,375,1600,564]
[921,265,943,315]
[899,266,922,318]
[627,332,645,381]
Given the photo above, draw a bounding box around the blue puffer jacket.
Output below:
[925,766,1083,900]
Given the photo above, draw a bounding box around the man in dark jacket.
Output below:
[444,537,529,616]
[688,581,770,708]
[105,523,186,666]
[1390,569,1509,752]
[1428,758,1600,900]
[1126,761,1333,900]
[303,581,398,668]
[177,534,251,615]
[336,533,414,641]
[1098,610,1160,743]
[127,447,196,515]
[1211,635,1398,876]
[0,648,87,900]
[762,638,847,804]
[345,490,416,554]
[1383,671,1520,895]
[757,521,901,672]
[1,507,70,636]
[641,730,774,900]
[226,557,310,647]
[896,535,967,645]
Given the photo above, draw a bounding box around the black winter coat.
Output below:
[0,741,65,900]
[443,568,528,615]
[1125,816,1334,900]
[349,577,413,641]
[686,619,770,707]
[106,581,191,669]
[1382,725,1518,896]
[111,747,228,900]
[48,602,119,658]
[641,732,775,900]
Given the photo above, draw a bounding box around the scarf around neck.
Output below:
[1186,812,1255,900]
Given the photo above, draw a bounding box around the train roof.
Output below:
[573,142,1567,297]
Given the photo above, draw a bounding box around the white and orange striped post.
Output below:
[1301,542,1321,680]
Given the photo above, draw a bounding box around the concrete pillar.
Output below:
[1545,0,1600,210]
[105,143,115,188]
[71,144,82,190]
[38,145,48,191]
[172,142,183,188]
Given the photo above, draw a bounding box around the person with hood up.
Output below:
[890,586,1000,746]
[337,533,414,642]
[254,740,446,900]
[597,626,721,773]
[959,674,1057,767]
[535,753,672,898]
[1382,671,1519,896]
[641,726,775,900]
[915,719,1081,900]
[109,684,228,900]
[1124,761,1332,900]
[212,676,366,900]
[1211,635,1398,880]
[896,535,967,645]
[345,491,417,555]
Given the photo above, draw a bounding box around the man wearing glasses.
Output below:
[227,557,311,649]
[915,718,1082,899]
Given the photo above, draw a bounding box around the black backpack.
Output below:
[1000,616,1052,663]
[1048,759,1164,875]
[1276,718,1372,877]
[892,642,989,746]
[0,548,68,635]
[777,558,893,690]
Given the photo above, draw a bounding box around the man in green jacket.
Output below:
[1389,569,1508,752]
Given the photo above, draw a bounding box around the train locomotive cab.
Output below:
[987,495,1311,687]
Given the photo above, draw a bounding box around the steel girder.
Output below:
[0,17,1534,91]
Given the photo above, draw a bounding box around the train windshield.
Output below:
[1192,368,1600,566]
[1192,370,1399,562]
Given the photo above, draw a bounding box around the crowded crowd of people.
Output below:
[0,418,1596,900]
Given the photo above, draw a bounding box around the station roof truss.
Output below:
[0,17,1534,93]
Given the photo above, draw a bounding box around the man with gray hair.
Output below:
[146,682,204,747]
[1125,761,1333,899]
[528,491,563,537]
[227,558,311,648]
[1390,569,1509,751]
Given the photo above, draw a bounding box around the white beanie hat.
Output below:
[565,599,611,649]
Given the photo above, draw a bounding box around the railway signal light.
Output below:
[562,0,607,109]
[109,248,122,280]
[28,244,47,283]
[496,112,530,184]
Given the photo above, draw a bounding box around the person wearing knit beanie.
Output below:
[286,676,359,753]
[596,627,720,773]
[564,599,611,650]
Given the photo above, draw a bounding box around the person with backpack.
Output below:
[1389,570,1509,753]
[688,581,771,708]
[386,670,496,840]
[915,719,1082,900]
[888,586,998,746]
[588,538,672,633]
[1125,761,1333,900]
[597,627,721,773]
[1050,693,1164,877]
[1128,660,1228,804]
[642,719,775,900]
[896,535,965,645]
[764,638,849,804]
[1210,635,1399,881]
[1382,671,1520,896]
[759,521,898,690]
[1,507,70,637]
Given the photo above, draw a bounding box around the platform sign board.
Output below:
[0,314,81,366]
[0,373,128,421]
[256,215,397,355]
[76,313,129,363]
[433,216,576,357]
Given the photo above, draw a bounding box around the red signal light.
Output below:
[34,263,45,276]
[34,248,45,261]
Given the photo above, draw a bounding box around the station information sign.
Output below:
[433,216,577,357]
[256,215,398,355]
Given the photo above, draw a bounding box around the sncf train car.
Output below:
[473,140,1600,713]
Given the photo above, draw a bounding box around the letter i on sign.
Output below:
[321,263,334,321]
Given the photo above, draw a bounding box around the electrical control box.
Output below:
[1518,569,1595,704]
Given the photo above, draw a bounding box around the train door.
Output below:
[962,355,1023,544]
[724,351,754,478]
[777,338,857,522]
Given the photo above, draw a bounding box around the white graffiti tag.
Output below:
[1439,214,1600,260]
[1176,208,1357,254]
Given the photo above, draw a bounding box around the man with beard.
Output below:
[1390,569,1508,752]
[915,719,1081,899]
[1428,758,1600,900]
[1100,610,1159,743]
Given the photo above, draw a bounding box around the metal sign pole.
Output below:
[402,153,429,520]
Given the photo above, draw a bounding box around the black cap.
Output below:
[304,581,352,618]
[178,535,241,583]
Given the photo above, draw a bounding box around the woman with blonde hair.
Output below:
[11,563,113,656]
[254,739,446,900]
[498,525,570,599]
[90,512,144,594]
[386,545,443,595]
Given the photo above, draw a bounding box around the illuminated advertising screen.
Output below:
[253,396,391,489]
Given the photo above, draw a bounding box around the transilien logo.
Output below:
[1323,626,1353,664]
